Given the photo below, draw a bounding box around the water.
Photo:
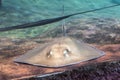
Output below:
[0,1,120,79]
[0,0,120,38]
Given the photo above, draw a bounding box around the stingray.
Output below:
[14,37,105,67]
[0,4,120,32]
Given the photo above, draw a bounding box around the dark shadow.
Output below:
[0,71,10,80]
[0,0,2,7]
[111,0,120,4]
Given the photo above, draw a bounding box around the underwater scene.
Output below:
[0,0,120,80]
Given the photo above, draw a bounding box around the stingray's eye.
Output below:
[47,50,53,58]
[63,49,70,57]
[50,50,53,55]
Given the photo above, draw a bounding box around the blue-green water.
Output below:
[0,0,120,38]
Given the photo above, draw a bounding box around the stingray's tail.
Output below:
[0,15,72,32]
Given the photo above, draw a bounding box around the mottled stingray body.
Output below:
[14,37,105,67]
